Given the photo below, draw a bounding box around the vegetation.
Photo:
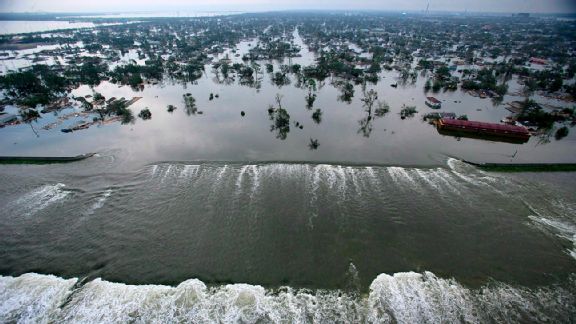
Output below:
[374,101,390,117]
[138,108,152,120]
[555,126,569,140]
[400,105,418,119]
[309,138,320,150]
[183,93,198,115]
[0,12,574,145]
[268,94,290,140]
[312,109,322,124]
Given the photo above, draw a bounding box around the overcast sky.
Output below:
[1,0,575,14]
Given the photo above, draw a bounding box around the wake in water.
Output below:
[0,271,574,323]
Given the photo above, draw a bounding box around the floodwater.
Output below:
[0,157,575,322]
[1,29,574,167]
[0,21,116,35]
[72,11,244,18]
[1,26,576,322]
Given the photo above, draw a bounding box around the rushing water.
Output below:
[0,156,575,322]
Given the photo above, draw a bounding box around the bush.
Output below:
[312,109,322,124]
[555,126,569,140]
[138,108,152,120]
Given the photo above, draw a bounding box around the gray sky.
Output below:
[1,0,575,13]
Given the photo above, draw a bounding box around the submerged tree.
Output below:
[138,108,152,120]
[272,72,290,87]
[183,93,198,115]
[312,108,322,124]
[358,89,389,137]
[361,89,378,112]
[268,94,290,140]
[305,79,317,109]
[337,81,355,103]
[19,109,41,137]
[400,105,418,119]
[374,101,390,117]
[555,126,569,140]
[309,138,320,150]
[305,92,317,109]
[120,109,135,125]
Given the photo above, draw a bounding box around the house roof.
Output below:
[440,118,530,135]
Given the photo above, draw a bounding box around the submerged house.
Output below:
[529,57,548,65]
[436,118,531,143]
[0,113,17,126]
[425,97,442,109]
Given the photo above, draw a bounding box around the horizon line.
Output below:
[0,9,575,15]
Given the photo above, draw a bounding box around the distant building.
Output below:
[514,13,530,18]
[530,57,548,65]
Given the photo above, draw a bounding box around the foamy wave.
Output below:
[368,272,475,323]
[524,198,576,260]
[85,189,113,215]
[1,272,574,323]
[143,162,518,206]
[529,216,576,260]
[12,183,70,217]
[0,273,77,324]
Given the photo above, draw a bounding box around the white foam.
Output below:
[180,165,200,178]
[165,165,173,178]
[387,167,420,190]
[413,169,444,194]
[433,168,464,194]
[364,166,380,187]
[335,166,347,194]
[0,273,77,324]
[86,189,113,215]
[150,165,158,177]
[235,165,250,192]
[368,272,476,323]
[529,216,576,260]
[216,165,229,183]
[346,167,362,195]
[210,165,229,192]
[2,272,572,323]
[310,165,322,194]
[316,164,338,190]
[55,277,361,323]
[13,183,70,217]
[249,165,260,198]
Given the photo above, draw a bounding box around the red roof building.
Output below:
[529,57,548,65]
[437,118,531,141]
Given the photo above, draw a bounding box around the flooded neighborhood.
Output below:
[0,11,574,165]
[1,4,576,323]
